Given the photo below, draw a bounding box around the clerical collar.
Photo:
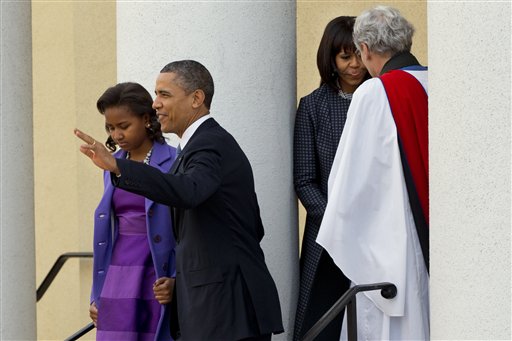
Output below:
[180,114,211,150]
[380,51,421,75]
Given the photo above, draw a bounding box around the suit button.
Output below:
[153,235,162,243]
[162,262,168,271]
[148,209,154,217]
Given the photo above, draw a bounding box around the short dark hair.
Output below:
[317,16,357,91]
[160,60,215,109]
[96,82,164,152]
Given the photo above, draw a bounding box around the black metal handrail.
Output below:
[301,282,397,341]
[65,322,95,341]
[36,252,93,301]
[37,252,96,339]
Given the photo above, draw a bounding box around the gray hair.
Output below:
[353,6,415,56]
[160,60,215,109]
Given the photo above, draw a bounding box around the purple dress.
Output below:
[96,187,161,341]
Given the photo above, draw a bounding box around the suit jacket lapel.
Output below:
[168,118,218,242]
[149,140,174,172]
[170,118,218,175]
[170,155,183,174]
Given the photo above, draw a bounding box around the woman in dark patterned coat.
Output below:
[293,16,369,341]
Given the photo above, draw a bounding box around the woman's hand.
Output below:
[89,301,98,326]
[153,277,175,304]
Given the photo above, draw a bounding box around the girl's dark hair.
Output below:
[317,16,358,91]
[96,82,164,152]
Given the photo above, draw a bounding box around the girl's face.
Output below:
[334,48,367,93]
[104,105,151,153]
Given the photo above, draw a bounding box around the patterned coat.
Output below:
[293,83,351,340]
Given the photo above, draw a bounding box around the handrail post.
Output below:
[347,298,357,341]
[301,282,397,341]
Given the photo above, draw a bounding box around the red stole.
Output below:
[380,70,429,268]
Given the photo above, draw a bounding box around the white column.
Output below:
[0,1,37,340]
[429,2,511,339]
[116,1,298,338]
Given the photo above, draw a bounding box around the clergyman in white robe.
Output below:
[316,68,430,341]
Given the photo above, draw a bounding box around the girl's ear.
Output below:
[143,113,151,126]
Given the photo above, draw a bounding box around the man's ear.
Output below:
[360,43,370,59]
[191,89,205,109]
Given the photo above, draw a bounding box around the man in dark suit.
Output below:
[75,60,283,341]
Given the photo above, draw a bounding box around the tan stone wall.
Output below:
[32,2,116,339]
[296,1,427,249]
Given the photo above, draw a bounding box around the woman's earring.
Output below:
[146,123,151,128]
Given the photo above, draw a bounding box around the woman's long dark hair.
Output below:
[96,82,164,152]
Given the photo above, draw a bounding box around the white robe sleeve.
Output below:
[317,78,409,317]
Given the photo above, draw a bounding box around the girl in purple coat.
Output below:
[89,82,177,341]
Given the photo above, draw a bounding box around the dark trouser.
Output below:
[300,252,350,340]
